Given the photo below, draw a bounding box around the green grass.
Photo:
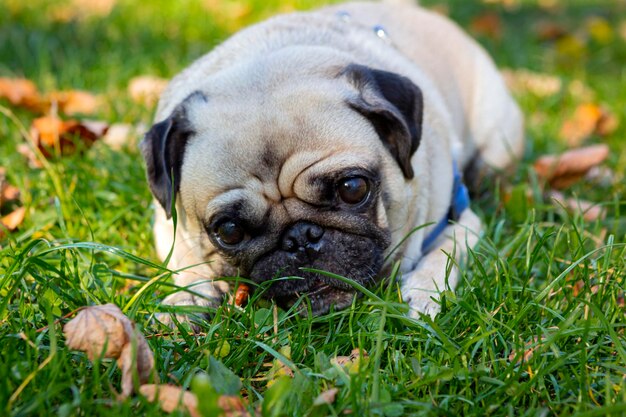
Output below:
[1,0,625,415]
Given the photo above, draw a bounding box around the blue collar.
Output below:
[421,161,470,253]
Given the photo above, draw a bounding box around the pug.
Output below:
[140,1,524,319]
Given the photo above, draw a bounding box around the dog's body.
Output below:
[142,2,524,318]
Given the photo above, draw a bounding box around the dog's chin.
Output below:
[247,228,386,315]
[275,283,358,316]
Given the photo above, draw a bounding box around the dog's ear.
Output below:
[341,64,423,179]
[140,92,205,218]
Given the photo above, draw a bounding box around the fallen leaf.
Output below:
[234,283,250,307]
[218,395,250,416]
[64,303,155,397]
[533,144,609,189]
[330,348,369,374]
[52,0,117,21]
[501,68,562,97]
[0,206,26,240]
[572,279,585,297]
[534,20,567,41]
[568,80,595,102]
[470,12,502,40]
[0,168,20,208]
[559,104,618,145]
[140,384,200,417]
[29,116,108,158]
[16,144,43,169]
[267,345,294,386]
[313,388,339,406]
[46,90,101,115]
[595,110,619,137]
[203,0,252,31]
[0,77,41,108]
[0,167,25,240]
[1,183,20,204]
[508,336,546,364]
[549,191,606,221]
[586,17,613,44]
[555,35,587,61]
[620,21,626,42]
[72,0,116,16]
[128,75,168,106]
[559,104,602,146]
[102,123,133,149]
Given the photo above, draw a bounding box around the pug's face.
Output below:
[141,60,423,315]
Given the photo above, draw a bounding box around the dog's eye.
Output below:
[337,176,369,205]
[214,220,245,246]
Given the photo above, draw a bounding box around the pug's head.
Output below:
[141,58,423,315]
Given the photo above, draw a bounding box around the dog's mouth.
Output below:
[246,226,387,316]
[274,282,357,316]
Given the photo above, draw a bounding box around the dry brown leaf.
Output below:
[508,336,546,364]
[568,80,595,102]
[46,90,101,115]
[313,388,339,406]
[533,144,609,189]
[595,110,619,137]
[16,144,43,169]
[0,77,41,108]
[0,206,26,239]
[52,0,117,21]
[140,385,249,417]
[203,0,252,31]
[469,12,502,39]
[559,104,602,146]
[0,168,24,240]
[29,116,108,158]
[0,168,20,208]
[501,68,562,97]
[140,384,200,417]
[559,104,618,145]
[128,76,168,106]
[218,395,250,416]
[331,348,368,367]
[1,184,20,204]
[102,123,133,149]
[549,191,606,222]
[534,20,567,41]
[234,283,250,307]
[64,304,155,397]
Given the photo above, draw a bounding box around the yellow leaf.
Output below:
[556,35,586,60]
[586,17,613,44]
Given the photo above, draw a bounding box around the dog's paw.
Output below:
[156,286,221,330]
[401,288,441,319]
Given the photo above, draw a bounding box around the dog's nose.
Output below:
[281,222,325,253]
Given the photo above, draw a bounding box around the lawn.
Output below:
[1,0,625,416]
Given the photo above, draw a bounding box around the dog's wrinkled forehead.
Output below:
[179,83,382,214]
